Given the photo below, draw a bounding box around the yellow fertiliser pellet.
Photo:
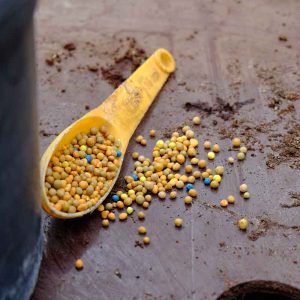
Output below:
[238,218,248,230]
[206,168,213,174]
[170,191,177,199]
[101,210,109,219]
[193,116,201,125]
[141,139,147,146]
[228,157,234,164]
[237,152,245,161]
[220,199,228,207]
[198,160,207,169]
[193,171,201,178]
[126,207,134,214]
[74,259,84,270]
[227,195,235,204]
[176,180,184,189]
[240,184,248,193]
[184,196,193,204]
[215,166,224,175]
[98,204,105,212]
[176,154,185,164]
[132,152,139,159]
[243,192,250,199]
[143,236,151,245]
[190,138,198,147]
[203,140,211,149]
[232,138,241,147]
[102,219,110,227]
[185,165,193,173]
[137,211,145,220]
[136,135,143,143]
[138,226,147,234]
[187,147,197,157]
[174,218,183,227]
[202,172,209,178]
[240,146,247,153]
[119,212,128,221]
[142,202,149,209]
[149,129,156,137]
[188,189,197,198]
[124,198,132,206]
[188,176,195,183]
[212,144,220,153]
[156,140,164,148]
[108,212,116,221]
[210,180,219,189]
[116,201,124,209]
[191,158,199,165]
[213,175,222,183]
[207,152,215,160]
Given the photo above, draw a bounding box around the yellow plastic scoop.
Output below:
[40,48,176,219]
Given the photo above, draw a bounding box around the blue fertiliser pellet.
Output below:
[186,183,194,191]
[85,154,92,163]
[132,175,139,181]
[116,150,122,157]
[112,194,119,202]
[204,178,211,185]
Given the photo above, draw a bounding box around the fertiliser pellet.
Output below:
[174,218,183,227]
[138,226,147,234]
[227,195,235,204]
[238,218,248,230]
[240,184,248,193]
[143,236,151,245]
[232,138,241,147]
[75,259,84,270]
[193,116,201,125]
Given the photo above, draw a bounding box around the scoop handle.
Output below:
[91,48,176,146]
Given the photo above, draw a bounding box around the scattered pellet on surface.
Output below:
[102,219,109,227]
[193,116,201,125]
[212,144,220,153]
[184,196,193,204]
[174,218,183,228]
[74,259,84,270]
[220,199,228,207]
[149,129,156,137]
[203,140,211,150]
[207,152,215,160]
[227,195,235,204]
[127,207,134,214]
[232,138,241,147]
[143,236,151,245]
[138,226,147,234]
[240,184,248,193]
[243,192,250,199]
[238,218,248,230]
[237,152,245,160]
[240,146,247,154]
[137,211,145,220]
[228,157,234,164]
[119,212,128,221]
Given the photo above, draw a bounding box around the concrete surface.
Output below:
[32,0,300,299]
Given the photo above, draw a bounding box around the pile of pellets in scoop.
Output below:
[44,126,122,213]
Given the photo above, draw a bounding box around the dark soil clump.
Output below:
[183,97,255,121]
[266,124,300,169]
[101,37,147,88]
